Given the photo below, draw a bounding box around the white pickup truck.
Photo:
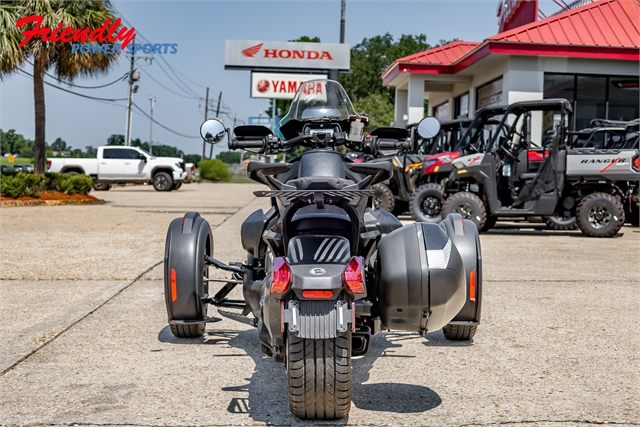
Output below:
[47,146,187,191]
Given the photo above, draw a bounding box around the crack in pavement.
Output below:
[0,198,256,377]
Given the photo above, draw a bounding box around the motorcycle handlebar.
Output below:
[229,138,265,150]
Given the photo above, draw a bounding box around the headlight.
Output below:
[453,161,464,169]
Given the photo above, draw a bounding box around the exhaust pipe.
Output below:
[352,326,371,357]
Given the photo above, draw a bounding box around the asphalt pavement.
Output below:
[1,182,638,426]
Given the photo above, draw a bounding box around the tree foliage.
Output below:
[353,93,395,130]
[216,151,241,164]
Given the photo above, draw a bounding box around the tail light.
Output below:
[469,268,476,302]
[46,160,52,170]
[302,290,334,299]
[271,257,292,294]
[633,156,639,171]
[343,256,366,294]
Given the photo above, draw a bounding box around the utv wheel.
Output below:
[443,324,477,340]
[442,192,487,230]
[169,323,205,338]
[372,183,395,213]
[154,171,173,191]
[543,215,577,230]
[410,183,444,223]
[92,181,111,191]
[576,193,624,237]
[287,331,351,419]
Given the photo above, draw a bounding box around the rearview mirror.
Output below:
[417,116,441,139]
[200,119,226,144]
[139,153,147,162]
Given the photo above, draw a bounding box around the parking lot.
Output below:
[1,182,638,426]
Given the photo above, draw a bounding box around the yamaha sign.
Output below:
[225,40,350,71]
[251,72,327,100]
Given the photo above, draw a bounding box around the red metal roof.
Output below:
[488,0,640,48]
[391,41,480,66]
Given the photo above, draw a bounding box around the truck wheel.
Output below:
[410,183,444,223]
[172,182,182,191]
[154,171,174,191]
[543,215,577,230]
[92,182,111,191]
[164,212,212,338]
[443,324,477,340]
[372,183,395,213]
[576,193,624,237]
[442,192,487,230]
[287,331,351,419]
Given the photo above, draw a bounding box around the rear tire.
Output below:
[576,193,624,237]
[172,182,183,191]
[410,183,444,223]
[154,171,174,191]
[92,181,111,191]
[443,324,477,340]
[372,183,395,213]
[169,323,205,338]
[543,215,577,230]
[287,331,351,419]
[442,192,487,230]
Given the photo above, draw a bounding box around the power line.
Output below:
[140,63,200,99]
[16,69,128,101]
[132,103,200,139]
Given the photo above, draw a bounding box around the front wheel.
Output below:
[410,183,444,223]
[442,191,487,230]
[287,331,351,419]
[172,182,183,191]
[443,324,477,340]
[576,193,624,237]
[92,181,111,191]
[154,171,174,191]
[372,183,395,213]
[543,215,577,230]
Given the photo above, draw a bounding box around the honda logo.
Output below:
[242,43,262,58]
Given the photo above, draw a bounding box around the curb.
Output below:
[1,198,105,207]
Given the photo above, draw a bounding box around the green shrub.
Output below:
[198,159,232,182]
[0,171,92,198]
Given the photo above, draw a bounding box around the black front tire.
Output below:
[410,183,444,223]
[172,182,183,191]
[371,183,395,213]
[287,331,352,419]
[543,215,577,230]
[170,323,205,338]
[576,193,624,237]
[442,191,487,230]
[154,171,174,191]
[443,324,477,340]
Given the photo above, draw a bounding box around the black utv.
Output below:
[439,99,640,237]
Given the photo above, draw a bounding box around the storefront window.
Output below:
[477,78,503,109]
[575,76,607,130]
[434,102,450,121]
[454,93,469,118]
[608,78,639,121]
[544,74,575,102]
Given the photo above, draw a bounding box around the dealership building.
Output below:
[382,0,639,130]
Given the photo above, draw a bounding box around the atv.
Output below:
[370,118,475,216]
[163,80,484,419]
[410,109,504,223]
[438,99,640,237]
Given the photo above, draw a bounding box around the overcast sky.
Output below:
[1,0,564,157]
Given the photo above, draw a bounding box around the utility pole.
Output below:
[124,37,137,146]
[148,95,156,155]
[209,91,222,159]
[329,0,346,82]
[201,87,209,161]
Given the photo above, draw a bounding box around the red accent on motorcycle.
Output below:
[271,257,292,294]
[469,268,476,302]
[302,290,334,299]
[633,156,639,171]
[170,268,177,302]
[343,256,366,294]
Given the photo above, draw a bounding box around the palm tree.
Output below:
[0,1,120,174]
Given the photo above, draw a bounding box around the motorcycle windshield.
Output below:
[281,80,358,125]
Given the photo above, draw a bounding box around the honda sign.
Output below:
[251,72,327,100]
[226,40,350,70]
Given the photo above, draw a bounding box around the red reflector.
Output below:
[469,268,476,302]
[633,156,639,170]
[271,257,292,294]
[365,135,371,140]
[46,160,52,170]
[170,268,177,302]
[302,290,334,299]
[343,257,366,294]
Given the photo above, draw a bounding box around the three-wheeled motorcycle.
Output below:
[163,80,483,419]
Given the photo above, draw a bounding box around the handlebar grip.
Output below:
[229,138,265,150]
